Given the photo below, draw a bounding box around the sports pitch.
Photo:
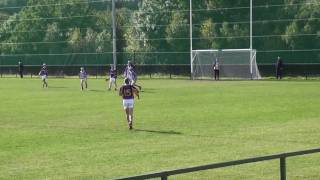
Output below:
[0,78,319,179]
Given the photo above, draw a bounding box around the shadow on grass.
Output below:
[140,88,156,94]
[89,89,106,92]
[49,86,68,89]
[134,128,182,135]
[133,128,216,138]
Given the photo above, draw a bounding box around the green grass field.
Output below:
[0,78,319,179]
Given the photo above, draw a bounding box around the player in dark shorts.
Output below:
[119,78,139,130]
[213,58,220,80]
[276,56,284,80]
[18,61,24,78]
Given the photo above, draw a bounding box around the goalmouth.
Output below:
[191,49,261,80]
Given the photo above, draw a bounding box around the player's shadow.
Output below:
[134,128,182,135]
[49,86,67,89]
[140,88,156,94]
[89,89,105,92]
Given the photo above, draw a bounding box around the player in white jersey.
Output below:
[123,60,141,90]
[79,67,88,90]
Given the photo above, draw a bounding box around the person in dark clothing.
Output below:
[276,56,284,80]
[18,61,24,78]
[213,58,220,80]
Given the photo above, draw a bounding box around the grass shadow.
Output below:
[89,89,106,92]
[49,86,68,89]
[140,88,156,94]
[134,128,182,135]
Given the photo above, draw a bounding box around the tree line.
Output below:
[0,0,319,65]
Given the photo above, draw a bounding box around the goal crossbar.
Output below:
[192,49,253,52]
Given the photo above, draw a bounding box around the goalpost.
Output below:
[191,49,261,80]
[189,0,259,80]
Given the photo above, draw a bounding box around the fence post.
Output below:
[280,157,286,180]
[161,175,168,180]
[96,66,98,79]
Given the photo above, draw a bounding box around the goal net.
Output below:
[191,49,261,80]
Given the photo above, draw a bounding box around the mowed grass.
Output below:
[0,78,319,179]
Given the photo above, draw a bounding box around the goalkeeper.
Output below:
[213,58,220,80]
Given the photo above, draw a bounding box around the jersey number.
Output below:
[124,89,132,96]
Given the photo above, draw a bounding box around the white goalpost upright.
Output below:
[112,0,117,70]
[190,0,261,80]
[190,0,193,79]
[250,0,253,78]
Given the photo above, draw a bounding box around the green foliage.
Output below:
[0,0,319,65]
[166,12,189,51]
[199,18,217,48]
[0,0,25,14]
[283,0,320,49]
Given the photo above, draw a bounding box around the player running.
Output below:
[79,67,88,91]
[123,60,132,79]
[119,78,139,130]
[124,60,142,90]
[38,64,48,88]
[108,65,117,91]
